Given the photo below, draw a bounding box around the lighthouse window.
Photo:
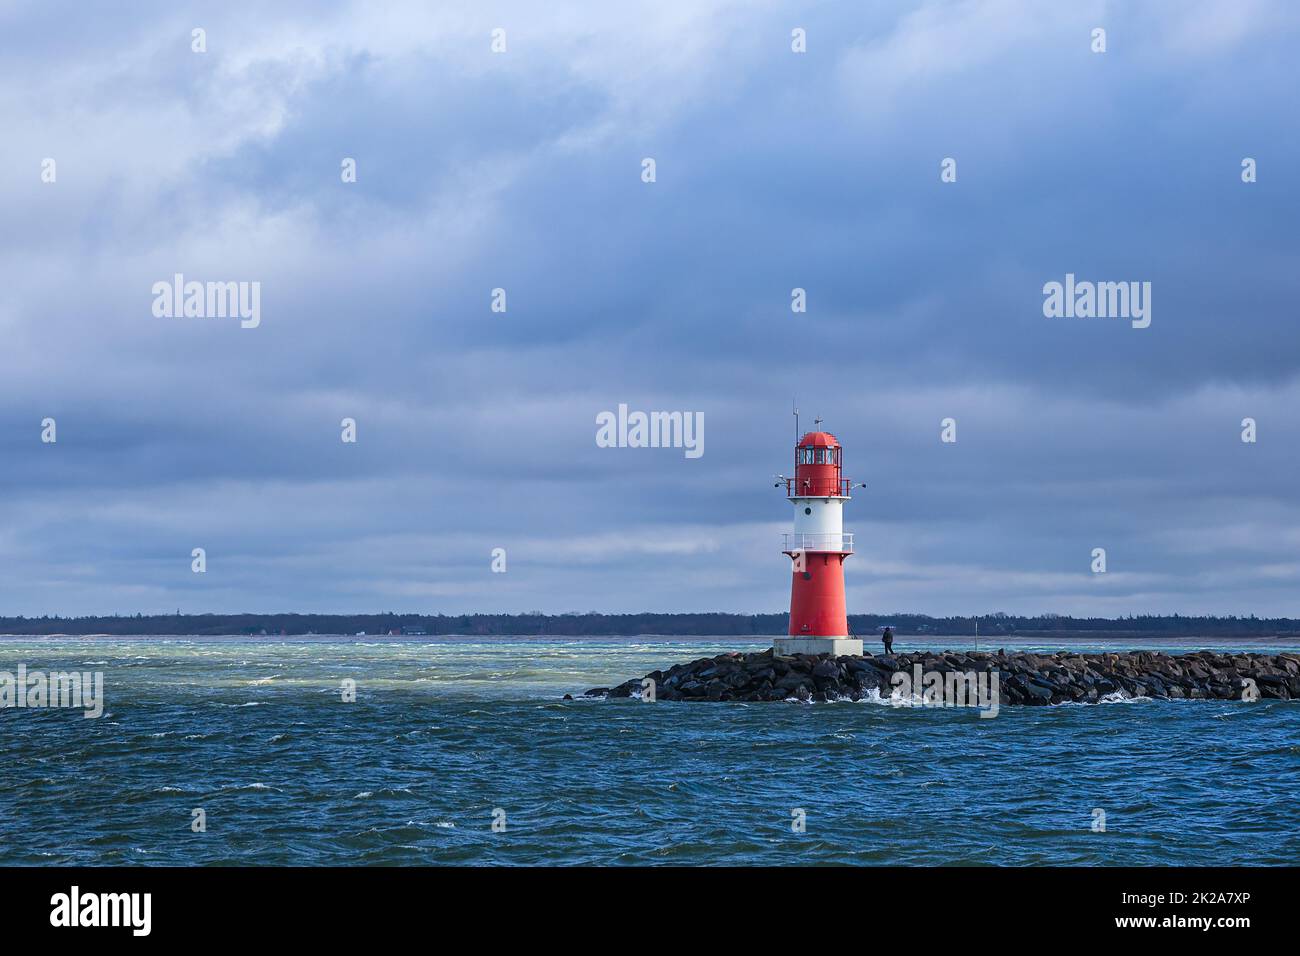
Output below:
[804,507,812,515]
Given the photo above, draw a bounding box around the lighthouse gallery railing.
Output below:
[783,532,854,553]
[784,477,853,498]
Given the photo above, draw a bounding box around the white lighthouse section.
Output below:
[786,497,853,554]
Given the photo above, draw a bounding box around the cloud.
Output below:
[1,1,1297,618]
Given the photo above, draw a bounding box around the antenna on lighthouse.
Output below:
[792,399,799,444]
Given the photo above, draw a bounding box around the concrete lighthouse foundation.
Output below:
[775,637,863,655]
[775,636,862,656]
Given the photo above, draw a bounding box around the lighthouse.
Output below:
[775,426,863,656]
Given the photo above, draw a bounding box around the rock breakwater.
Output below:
[582,649,1299,705]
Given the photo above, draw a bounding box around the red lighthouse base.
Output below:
[776,551,863,656]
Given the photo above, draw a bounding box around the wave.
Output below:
[226,782,281,793]
[1094,692,1150,704]
[352,787,413,800]
[764,686,1160,708]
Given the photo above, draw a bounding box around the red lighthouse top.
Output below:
[787,431,851,498]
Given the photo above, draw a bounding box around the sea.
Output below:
[1,635,1296,866]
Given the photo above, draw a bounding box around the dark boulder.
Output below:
[812,659,840,679]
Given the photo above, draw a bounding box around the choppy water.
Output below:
[1,635,1296,865]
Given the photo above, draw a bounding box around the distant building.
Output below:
[402,626,427,636]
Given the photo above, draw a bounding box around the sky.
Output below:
[1,0,1298,619]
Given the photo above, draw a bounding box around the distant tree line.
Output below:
[0,611,1297,637]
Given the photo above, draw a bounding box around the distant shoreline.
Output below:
[2,621,1300,642]
[2,610,1299,643]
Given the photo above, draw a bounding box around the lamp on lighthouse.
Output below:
[775,427,863,657]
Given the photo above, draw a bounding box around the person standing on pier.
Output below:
[882,627,895,654]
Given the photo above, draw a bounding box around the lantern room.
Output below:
[787,431,850,498]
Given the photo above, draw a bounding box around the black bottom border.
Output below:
[0,865,1283,940]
